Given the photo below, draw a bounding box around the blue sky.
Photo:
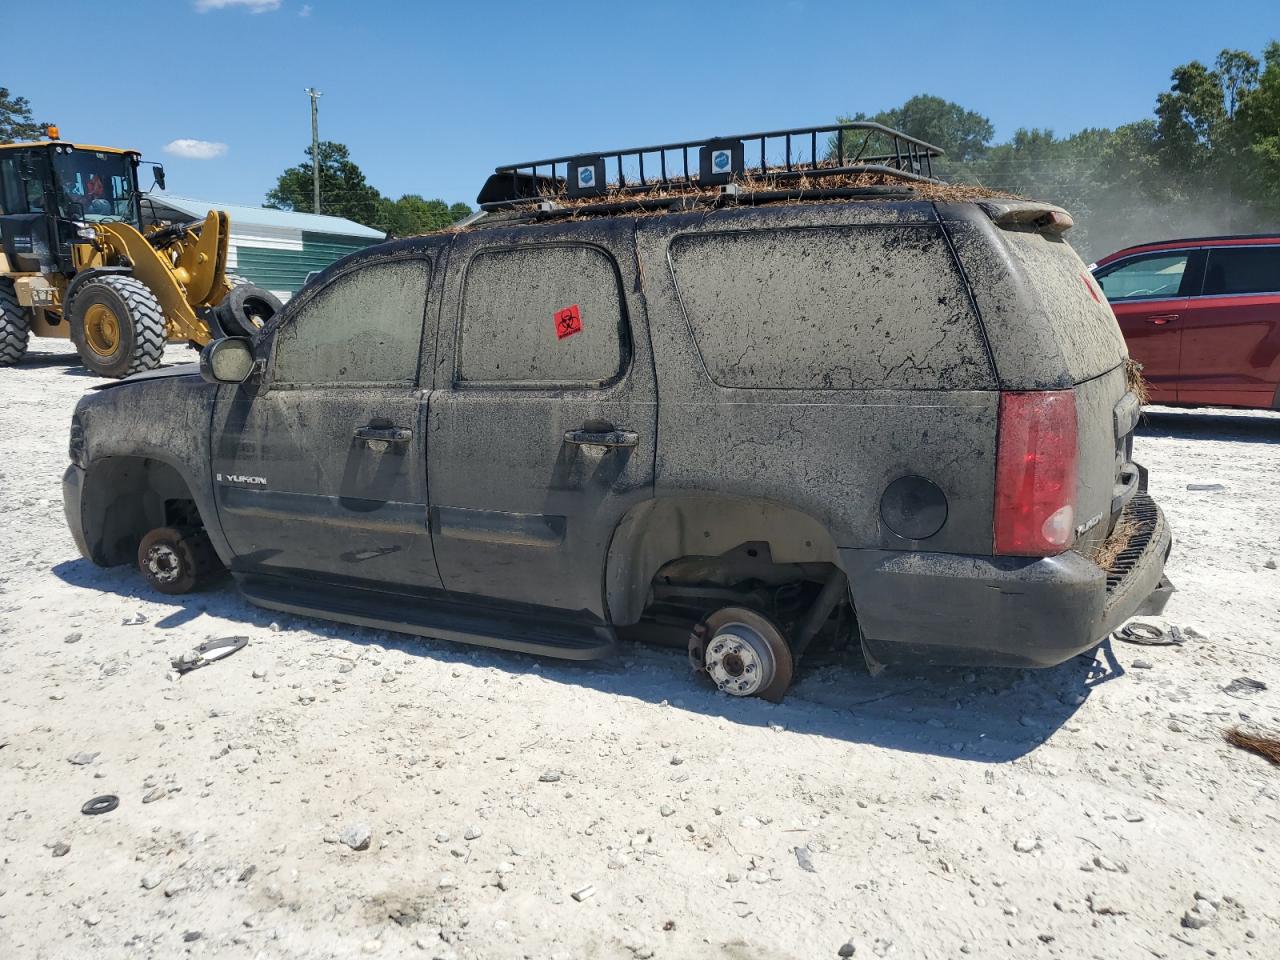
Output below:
[8,0,1275,210]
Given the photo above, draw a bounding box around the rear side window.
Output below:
[458,244,626,385]
[1095,253,1191,300]
[669,225,992,390]
[1202,247,1280,296]
[272,258,430,385]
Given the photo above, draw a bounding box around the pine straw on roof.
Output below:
[1224,727,1280,766]
[535,169,1018,213]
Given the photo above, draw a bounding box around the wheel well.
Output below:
[82,456,205,566]
[605,495,842,626]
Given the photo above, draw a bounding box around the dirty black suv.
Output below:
[63,123,1173,700]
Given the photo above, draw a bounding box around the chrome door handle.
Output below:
[564,428,639,448]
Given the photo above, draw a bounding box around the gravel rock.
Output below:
[140,870,164,890]
[794,846,816,873]
[51,842,70,858]
[659,804,675,818]
[1183,901,1218,929]
[68,751,99,765]
[1013,837,1039,853]
[64,632,81,644]
[464,825,482,841]
[838,944,856,958]
[571,884,595,902]
[340,823,372,851]
[538,770,562,783]
[142,786,166,804]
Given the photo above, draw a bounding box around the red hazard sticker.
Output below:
[554,304,582,339]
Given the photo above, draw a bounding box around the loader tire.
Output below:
[216,282,282,338]
[0,279,32,367]
[69,275,167,378]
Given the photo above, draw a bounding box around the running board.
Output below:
[235,573,618,661]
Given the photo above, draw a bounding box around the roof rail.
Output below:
[478,121,945,208]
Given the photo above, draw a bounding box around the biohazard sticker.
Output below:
[554,304,582,340]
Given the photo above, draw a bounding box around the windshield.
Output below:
[51,146,139,224]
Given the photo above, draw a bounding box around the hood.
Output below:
[91,362,201,391]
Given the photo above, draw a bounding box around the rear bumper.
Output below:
[840,492,1173,669]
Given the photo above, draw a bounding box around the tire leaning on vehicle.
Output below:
[68,275,167,378]
[0,278,32,367]
[215,281,283,339]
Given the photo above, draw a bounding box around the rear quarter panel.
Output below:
[635,201,1000,555]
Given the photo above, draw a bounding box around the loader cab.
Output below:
[0,140,142,275]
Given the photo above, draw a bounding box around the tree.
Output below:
[265,141,384,227]
[0,86,45,143]
[375,194,473,237]
[832,95,994,165]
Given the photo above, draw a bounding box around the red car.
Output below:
[1091,235,1280,409]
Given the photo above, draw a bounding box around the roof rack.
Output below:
[477,121,946,209]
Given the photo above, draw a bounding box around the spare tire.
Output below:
[216,283,282,338]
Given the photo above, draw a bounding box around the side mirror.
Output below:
[200,337,255,384]
[151,164,166,191]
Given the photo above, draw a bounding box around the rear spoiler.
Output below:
[977,200,1074,236]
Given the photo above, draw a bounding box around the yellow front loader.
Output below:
[0,128,280,377]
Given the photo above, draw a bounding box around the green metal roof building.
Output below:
[148,196,386,302]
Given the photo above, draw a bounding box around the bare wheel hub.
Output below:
[705,622,777,697]
[144,544,182,584]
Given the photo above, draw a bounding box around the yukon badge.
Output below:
[217,473,268,486]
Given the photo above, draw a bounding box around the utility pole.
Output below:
[305,87,322,214]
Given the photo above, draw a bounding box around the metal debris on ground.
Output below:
[1224,727,1280,766]
[1112,622,1182,646]
[81,795,119,816]
[1222,676,1268,699]
[170,636,249,675]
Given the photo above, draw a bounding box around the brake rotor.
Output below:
[691,606,794,702]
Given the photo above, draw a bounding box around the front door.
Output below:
[211,254,443,591]
[426,224,657,621]
[1095,249,1201,404]
[1177,245,1280,407]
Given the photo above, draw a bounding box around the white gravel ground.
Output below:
[2,340,1278,960]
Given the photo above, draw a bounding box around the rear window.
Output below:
[1001,230,1127,383]
[1203,246,1280,296]
[668,225,993,390]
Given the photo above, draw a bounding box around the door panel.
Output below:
[427,225,656,621]
[1177,295,1280,406]
[1177,247,1280,408]
[1110,299,1186,403]
[212,385,439,588]
[211,254,443,590]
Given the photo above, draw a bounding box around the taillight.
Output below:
[994,390,1078,556]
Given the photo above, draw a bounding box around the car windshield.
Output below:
[52,147,139,224]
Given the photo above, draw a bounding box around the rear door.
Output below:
[426,221,657,621]
[211,253,443,590]
[1177,244,1280,408]
[1094,249,1202,403]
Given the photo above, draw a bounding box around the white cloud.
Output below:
[299,4,312,16]
[194,0,281,13]
[163,139,229,160]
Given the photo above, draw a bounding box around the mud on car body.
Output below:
[63,124,1173,700]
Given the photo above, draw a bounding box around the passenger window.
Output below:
[669,225,993,390]
[272,259,430,385]
[458,244,626,385]
[1095,254,1189,301]
[1202,247,1280,296]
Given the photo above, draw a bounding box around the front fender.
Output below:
[74,373,230,564]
